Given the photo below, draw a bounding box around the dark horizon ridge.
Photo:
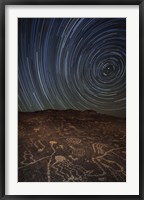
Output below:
[18,109,126,120]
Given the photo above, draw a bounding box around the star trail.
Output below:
[18,18,126,118]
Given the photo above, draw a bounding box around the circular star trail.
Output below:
[18,18,126,117]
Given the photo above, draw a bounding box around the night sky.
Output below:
[18,18,126,118]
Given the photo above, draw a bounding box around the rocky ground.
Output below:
[18,110,126,182]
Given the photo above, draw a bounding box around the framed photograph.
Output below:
[0,0,143,199]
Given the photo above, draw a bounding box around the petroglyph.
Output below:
[66,137,81,145]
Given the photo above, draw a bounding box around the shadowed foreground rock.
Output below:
[18,110,126,182]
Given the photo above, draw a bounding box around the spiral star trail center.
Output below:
[102,64,115,76]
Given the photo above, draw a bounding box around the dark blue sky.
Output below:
[18,18,126,118]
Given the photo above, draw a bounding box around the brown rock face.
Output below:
[18,110,126,182]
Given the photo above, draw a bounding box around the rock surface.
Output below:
[18,110,126,182]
